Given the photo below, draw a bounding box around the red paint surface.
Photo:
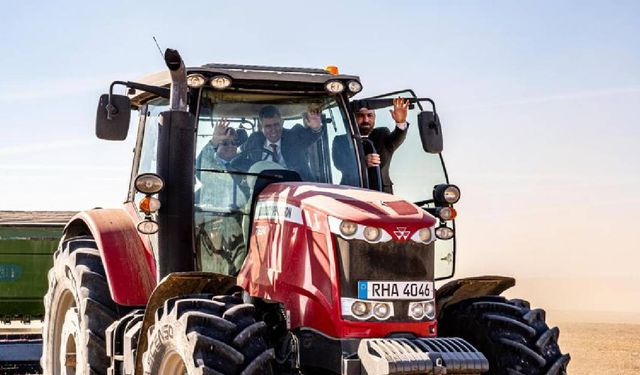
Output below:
[238,182,438,338]
[66,208,156,305]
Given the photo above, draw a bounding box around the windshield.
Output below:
[193,90,360,274]
[195,91,360,211]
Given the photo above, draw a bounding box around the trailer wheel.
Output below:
[143,295,275,375]
[438,296,570,375]
[41,236,118,374]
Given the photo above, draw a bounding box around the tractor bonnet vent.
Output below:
[383,201,419,216]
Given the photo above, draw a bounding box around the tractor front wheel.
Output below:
[41,236,118,374]
[438,296,570,375]
[142,295,275,375]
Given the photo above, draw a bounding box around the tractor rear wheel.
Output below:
[41,236,118,374]
[438,296,570,375]
[143,295,275,375]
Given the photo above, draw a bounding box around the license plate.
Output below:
[358,281,434,300]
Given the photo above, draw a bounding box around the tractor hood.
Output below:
[255,182,436,229]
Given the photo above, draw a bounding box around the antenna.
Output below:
[152,36,164,59]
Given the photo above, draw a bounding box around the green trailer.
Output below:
[0,211,75,372]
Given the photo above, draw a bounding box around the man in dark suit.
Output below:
[241,105,323,180]
[333,97,409,194]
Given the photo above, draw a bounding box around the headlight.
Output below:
[363,226,381,242]
[418,228,432,243]
[435,225,454,240]
[328,217,392,243]
[186,73,206,88]
[347,80,362,93]
[325,80,345,94]
[409,302,425,320]
[408,301,436,320]
[411,227,435,245]
[135,173,164,194]
[373,302,391,319]
[424,300,436,319]
[210,75,232,90]
[433,184,461,204]
[341,298,394,321]
[340,220,358,237]
[351,301,369,317]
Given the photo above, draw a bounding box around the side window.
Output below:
[324,103,359,187]
[139,101,168,175]
[134,99,169,206]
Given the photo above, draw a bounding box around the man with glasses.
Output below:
[241,105,324,180]
[195,119,248,275]
[197,118,240,172]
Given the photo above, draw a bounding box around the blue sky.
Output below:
[1,1,639,315]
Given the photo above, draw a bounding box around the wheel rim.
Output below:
[62,328,77,375]
[53,290,75,375]
[158,350,187,375]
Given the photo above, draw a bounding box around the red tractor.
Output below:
[41,50,569,375]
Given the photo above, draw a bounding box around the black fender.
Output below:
[436,275,515,318]
[133,272,240,375]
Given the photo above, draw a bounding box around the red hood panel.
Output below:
[257,182,436,227]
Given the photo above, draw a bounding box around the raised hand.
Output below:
[304,107,323,130]
[389,97,410,125]
[211,118,230,146]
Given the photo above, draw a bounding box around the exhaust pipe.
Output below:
[156,48,195,279]
[164,48,188,112]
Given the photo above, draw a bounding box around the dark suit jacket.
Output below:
[242,124,322,180]
[333,125,407,194]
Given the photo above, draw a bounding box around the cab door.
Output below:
[351,89,456,280]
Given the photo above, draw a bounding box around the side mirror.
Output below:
[96,94,131,140]
[417,111,443,154]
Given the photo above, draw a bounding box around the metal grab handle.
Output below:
[362,138,383,192]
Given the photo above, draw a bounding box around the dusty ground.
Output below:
[0,321,638,373]
[557,322,640,374]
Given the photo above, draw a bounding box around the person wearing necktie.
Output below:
[242,105,323,180]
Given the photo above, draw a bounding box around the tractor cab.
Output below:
[98,59,458,282]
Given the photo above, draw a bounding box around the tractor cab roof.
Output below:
[130,63,361,107]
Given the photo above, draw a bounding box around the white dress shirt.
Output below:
[263,139,287,167]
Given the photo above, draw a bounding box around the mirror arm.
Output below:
[107,81,171,120]
[352,97,438,115]
[414,198,435,206]
[106,81,127,120]
[420,98,437,116]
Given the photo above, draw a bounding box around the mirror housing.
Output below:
[417,111,443,153]
[96,94,131,140]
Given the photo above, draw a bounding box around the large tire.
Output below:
[41,236,118,374]
[438,296,570,375]
[143,294,275,375]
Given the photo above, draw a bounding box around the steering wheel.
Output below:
[228,147,275,170]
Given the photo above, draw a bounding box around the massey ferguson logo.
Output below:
[394,227,411,240]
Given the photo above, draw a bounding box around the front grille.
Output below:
[335,237,434,322]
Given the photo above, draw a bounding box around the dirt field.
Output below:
[1,321,638,374]
[557,322,640,374]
